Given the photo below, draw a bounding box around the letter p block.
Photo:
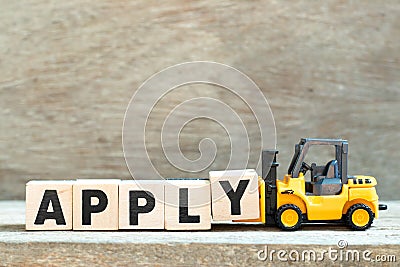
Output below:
[119,180,164,229]
[73,179,119,230]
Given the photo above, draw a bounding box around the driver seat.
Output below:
[323,160,338,178]
[312,160,342,195]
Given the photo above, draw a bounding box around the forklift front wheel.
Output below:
[276,204,303,231]
[346,203,374,231]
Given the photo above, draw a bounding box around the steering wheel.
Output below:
[300,162,313,175]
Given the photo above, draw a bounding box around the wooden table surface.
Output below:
[0,200,398,266]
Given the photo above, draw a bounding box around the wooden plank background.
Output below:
[0,0,399,200]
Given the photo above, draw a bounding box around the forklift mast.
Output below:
[262,150,279,226]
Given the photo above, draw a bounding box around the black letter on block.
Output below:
[179,188,200,223]
[219,179,250,215]
[129,191,155,225]
[82,190,108,225]
[34,190,66,225]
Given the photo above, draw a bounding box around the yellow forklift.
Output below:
[258,138,387,231]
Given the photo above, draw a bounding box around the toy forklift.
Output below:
[259,138,387,231]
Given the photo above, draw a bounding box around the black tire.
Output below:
[276,204,303,231]
[346,203,374,231]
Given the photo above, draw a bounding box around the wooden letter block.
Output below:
[73,179,119,230]
[165,179,211,230]
[119,180,164,229]
[26,180,74,230]
[209,169,260,221]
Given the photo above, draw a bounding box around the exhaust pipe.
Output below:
[379,204,388,210]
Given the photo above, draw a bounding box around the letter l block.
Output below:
[165,179,211,230]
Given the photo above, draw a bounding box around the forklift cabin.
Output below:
[287,138,348,196]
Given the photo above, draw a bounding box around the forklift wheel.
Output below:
[276,204,302,231]
[346,203,374,231]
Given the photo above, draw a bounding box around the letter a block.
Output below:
[209,169,259,221]
[165,179,211,230]
[73,179,119,230]
[26,180,74,230]
[119,180,164,229]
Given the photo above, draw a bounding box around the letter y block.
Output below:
[209,169,260,221]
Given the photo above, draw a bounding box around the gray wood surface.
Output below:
[0,201,398,266]
[1,0,399,202]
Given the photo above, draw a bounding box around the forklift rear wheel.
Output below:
[276,204,302,231]
[346,203,374,231]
